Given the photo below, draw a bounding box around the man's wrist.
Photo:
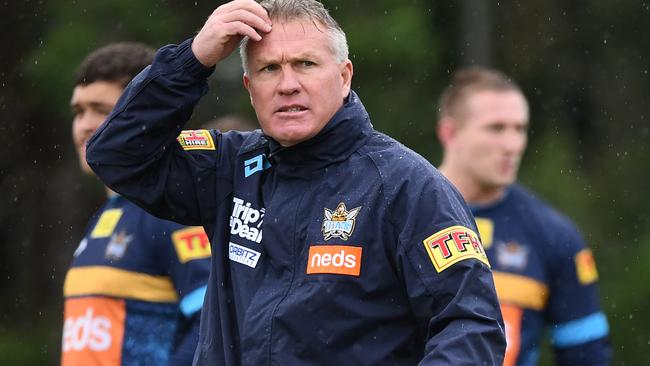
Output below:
[178,38,216,79]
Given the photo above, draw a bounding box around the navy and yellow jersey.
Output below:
[472,184,611,366]
[85,39,506,365]
[62,195,211,366]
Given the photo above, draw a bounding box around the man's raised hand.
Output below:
[192,0,272,67]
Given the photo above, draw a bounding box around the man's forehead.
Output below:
[269,17,327,36]
[251,19,328,51]
[461,90,529,122]
[70,81,123,105]
[468,90,527,111]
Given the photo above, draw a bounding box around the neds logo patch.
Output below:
[61,298,125,365]
[306,245,362,276]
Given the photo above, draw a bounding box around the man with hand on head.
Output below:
[436,66,611,366]
[86,1,506,364]
[63,43,211,366]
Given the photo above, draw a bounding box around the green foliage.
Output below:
[328,0,442,158]
[0,328,57,365]
[23,0,182,125]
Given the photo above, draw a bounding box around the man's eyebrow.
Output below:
[252,56,280,66]
[254,52,321,65]
[288,52,321,61]
[70,101,114,110]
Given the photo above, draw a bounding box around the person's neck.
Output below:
[438,164,506,206]
[105,186,118,198]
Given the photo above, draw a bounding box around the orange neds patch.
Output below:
[61,297,125,366]
[306,245,362,276]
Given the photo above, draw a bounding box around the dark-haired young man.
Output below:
[63,43,210,366]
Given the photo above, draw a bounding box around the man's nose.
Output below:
[277,68,301,95]
[503,129,527,154]
[76,112,101,133]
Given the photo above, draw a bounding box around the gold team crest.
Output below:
[105,229,133,260]
[322,202,361,241]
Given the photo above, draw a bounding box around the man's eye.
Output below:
[487,125,505,133]
[300,61,316,67]
[96,107,112,116]
[261,64,279,72]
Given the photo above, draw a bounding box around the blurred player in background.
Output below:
[63,43,210,365]
[436,66,612,366]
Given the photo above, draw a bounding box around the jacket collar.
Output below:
[255,91,372,177]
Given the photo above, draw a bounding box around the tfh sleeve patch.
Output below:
[422,225,490,272]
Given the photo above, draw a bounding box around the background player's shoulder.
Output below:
[511,184,586,256]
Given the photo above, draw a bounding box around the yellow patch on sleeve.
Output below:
[172,226,211,263]
[575,248,599,284]
[177,129,216,151]
[474,217,494,249]
[90,209,123,238]
[423,225,490,273]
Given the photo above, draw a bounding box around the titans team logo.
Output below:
[105,230,132,260]
[322,202,361,241]
[496,241,529,270]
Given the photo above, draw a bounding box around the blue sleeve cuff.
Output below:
[551,312,609,348]
[179,285,207,317]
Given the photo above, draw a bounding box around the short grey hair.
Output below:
[239,0,348,74]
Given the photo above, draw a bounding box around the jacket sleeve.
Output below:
[390,170,506,365]
[86,38,222,226]
[545,216,612,365]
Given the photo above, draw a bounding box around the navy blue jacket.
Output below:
[87,39,506,365]
[472,185,611,366]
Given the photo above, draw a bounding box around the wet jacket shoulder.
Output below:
[356,133,506,365]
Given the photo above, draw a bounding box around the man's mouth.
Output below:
[278,105,307,113]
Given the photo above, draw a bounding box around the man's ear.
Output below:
[243,73,250,91]
[243,73,254,106]
[340,59,353,98]
[437,117,458,148]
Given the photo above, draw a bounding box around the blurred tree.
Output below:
[459,0,492,66]
[327,0,445,161]
[1,1,185,364]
